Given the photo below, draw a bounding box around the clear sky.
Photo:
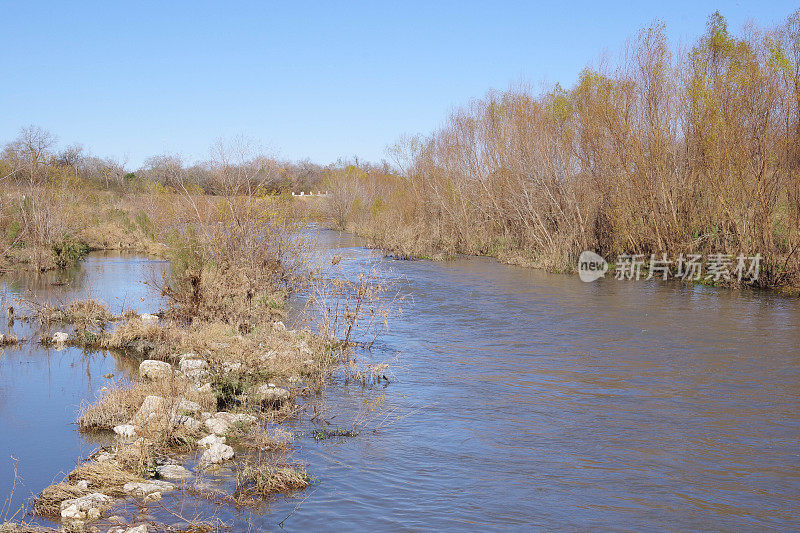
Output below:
[1,1,797,167]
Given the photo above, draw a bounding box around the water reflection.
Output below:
[0,252,167,522]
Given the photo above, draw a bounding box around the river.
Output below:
[1,229,799,531]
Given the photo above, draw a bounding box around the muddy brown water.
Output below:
[1,231,799,531]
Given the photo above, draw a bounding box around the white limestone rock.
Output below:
[112,424,138,438]
[140,313,159,325]
[133,395,165,426]
[171,414,202,431]
[174,398,202,416]
[256,383,290,404]
[60,492,111,521]
[200,442,234,466]
[214,411,257,426]
[204,417,231,435]
[123,480,174,496]
[197,434,226,448]
[139,360,172,380]
[155,464,192,480]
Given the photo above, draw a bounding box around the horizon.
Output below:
[2,0,798,168]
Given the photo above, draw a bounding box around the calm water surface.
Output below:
[1,233,799,531]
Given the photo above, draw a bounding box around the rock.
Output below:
[179,357,208,372]
[273,321,286,331]
[76,480,89,490]
[139,359,172,380]
[204,417,231,435]
[179,356,209,381]
[140,313,159,325]
[94,451,114,463]
[196,382,213,394]
[125,526,149,533]
[123,480,174,496]
[259,350,278,363]
[112,424,137,438]
[222,361,242,373]
[200,411,212,420]
[255,384,290,404]
[171,414,201,431]
[60,492,111,521]
[214,411,257,426]
[155,464,192,480]
[52,331,69,344]
[296,343,312,357]
[133,395,165,425]
[197,434,226,448]
[139,360,171,380]
[174,398,201,416]
[200,442,234,466]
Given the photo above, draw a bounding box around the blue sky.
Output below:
[1,1,797,167]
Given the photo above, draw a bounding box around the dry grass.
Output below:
[101,317,174,354]
[78,384,143,430]
[0,335,18,346]
[30,482,86,517]
[235,461,310,499]
[68,461,140,496]
[31,460,140,518]
[0,523,60,533]
[78,377,214,431]
[248,426,293,453]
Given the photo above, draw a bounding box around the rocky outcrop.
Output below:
[179,355,209,381]
[171,414,202,431]
[214,411,257,426]
[107,525,149,533]
[174,398,201,416]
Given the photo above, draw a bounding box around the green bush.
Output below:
[52,236,90,269]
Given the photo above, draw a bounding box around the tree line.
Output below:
[0,129,328,194]
[326,11,800,289]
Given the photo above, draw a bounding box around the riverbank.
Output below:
[0,247,389,531]
[22,308,329,530]
[3,230,800,530]
[0,181,390,530]
[318,12,800,294]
